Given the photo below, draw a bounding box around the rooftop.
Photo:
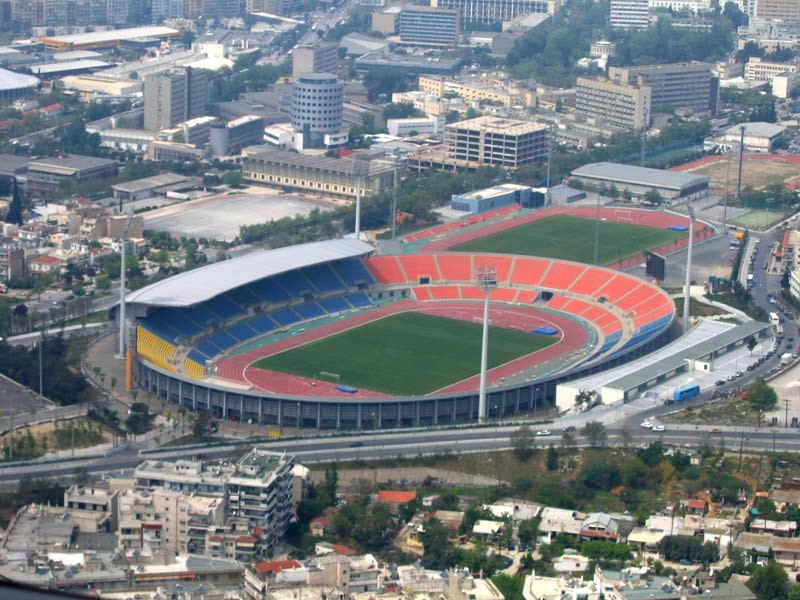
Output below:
[111,173,190,194]
[0,67,40,91]
[571,162,709,190]
[447,115,549,135]
[378,490,417,504]
[39,26,180,46]
[29,154,117,171]
[725,121,786,138]
[125,238,374,307]
[31,60,111,75]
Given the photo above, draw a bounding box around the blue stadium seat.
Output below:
[275,271,316,297]
[187,304,216,325]
[189,349,210,364]
[332,260,375,287]
[345,293,372,308]
[154,309,203,339]
[248,315,277,334]
[248,279,291,303]
[197,340,220,358]
[140,318,179,344]
[295,302,325,320]
[227,322,258,342]
[204,295,243,319]
[318,296,350,313]
[271,308,301,327]
[303,264,345,292]
[227,286,260,307]
[208,330,238,351]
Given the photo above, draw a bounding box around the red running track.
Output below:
[420,205,714,271]
[214,299,588,398]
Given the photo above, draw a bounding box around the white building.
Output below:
[610,0,650,29]
[707,121,787,153]
[387,115,445,137]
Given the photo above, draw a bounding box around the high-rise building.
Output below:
[398,6,460,46]
[576,76,651,130]
[291,72,345,149]
[144,67,208,132]
[608,62,718,114]
[430,0,556,26]
[246,0,300,16]
[444,115,549,168]
[755,0,800,24]
[610,0,649,29]
[292,42,338,78]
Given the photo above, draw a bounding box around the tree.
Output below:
[517,517,540,545]
[95,275,111,290]
[13,303,27,317]
[620,457,649,488]
[383,102,418,119]
[125,402,151,435]
[546,444,558,471]
[421,517,455,569]
[510,425,535,461]
[223,171,243,187]
[191,413,217,439]
[643,189,663,206]
[747,378,778,411]
[658,535,720,564]
[582,421,607,448]
[4,177,22,225]
[323,463,338,505]
[578,455,621,490]
[491,574,524,600]
[748,562,788,600]
[574,389,595,409]
[747,335,758,355]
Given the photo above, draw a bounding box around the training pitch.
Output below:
[449,214,685,265]
[253,312,557,396]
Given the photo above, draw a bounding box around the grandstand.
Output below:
[123,230,675,429]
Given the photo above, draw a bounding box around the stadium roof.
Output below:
[39,26,180,47]
[0,67,40,91]
[571,162,709,191]
[125,238,375,308]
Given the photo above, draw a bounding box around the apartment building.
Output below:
[744,57,799,82]
[292,42,338,78]
[143,67,209,132]
[610,0,650,29]
[444,115,549,168]
[576,76,651,130]
[134,448,295,551]
[608,62,717,114]
[648,0,711,11]
[430,0,556,26]
[398,6,460,47]
[755,0,800,25]
[418,74,532,106]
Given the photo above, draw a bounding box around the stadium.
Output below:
[122,205,713,430]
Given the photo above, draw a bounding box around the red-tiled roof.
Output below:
[332,544,357,556]
[688,499,706,510]
[311,516,331,527]
[41,103,62,112]
[378,490,417,504]
[236,535,258,544]
[30,255,60,264]
[253,559,301,575]
[208,535,223,542]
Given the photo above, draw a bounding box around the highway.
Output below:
[2,421,799,491]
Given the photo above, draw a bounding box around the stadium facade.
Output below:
[121,238,675,430]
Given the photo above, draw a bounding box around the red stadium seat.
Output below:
[541,262,586,291]
[474,255,513,284]
[412,287,432,301]
[594,274,639,303]
[460,286,485,300]
[490,288,517,302]
[615,284,657,312]
[437,254,472,281]
[548,295,570,309]
[516,290,537,303]
[570,267,612,296]
[511,257,550,286]
[429,286,460,300]
[365,256,407,284]
[399,255,441,282]
[562,298,593,315]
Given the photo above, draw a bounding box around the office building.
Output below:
[134,448,295,550]
[576,76,651,130]
[291,72,345,149]
[430,0,556,26]
[398,6,460,47]
[755,0,800,25]
[610,0,649,29]
[444,116,549,168]
[210,115,266,157]
[27,155,118,194]
[144,67,208,132]
[242,148,395,198]
[608,62,717,114]
[744,57,799,82]
[292,42,338,78]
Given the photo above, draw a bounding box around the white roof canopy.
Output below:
[125,238,374,308]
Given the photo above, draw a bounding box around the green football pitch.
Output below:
[253,312,557,396]
[451,214,686,266]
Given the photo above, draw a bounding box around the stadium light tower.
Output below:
[117,211,135,359]
[476,265,497,422]
[682,204,695,334]
[352,155,371,237]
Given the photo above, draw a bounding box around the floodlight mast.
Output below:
[476,265,497,422]
[683,204,695,334]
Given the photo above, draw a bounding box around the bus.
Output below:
[673,383,700,402]
[770,312,781,326]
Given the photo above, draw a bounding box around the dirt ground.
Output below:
[685,156,800,191]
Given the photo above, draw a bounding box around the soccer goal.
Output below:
[318,371,341,384]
